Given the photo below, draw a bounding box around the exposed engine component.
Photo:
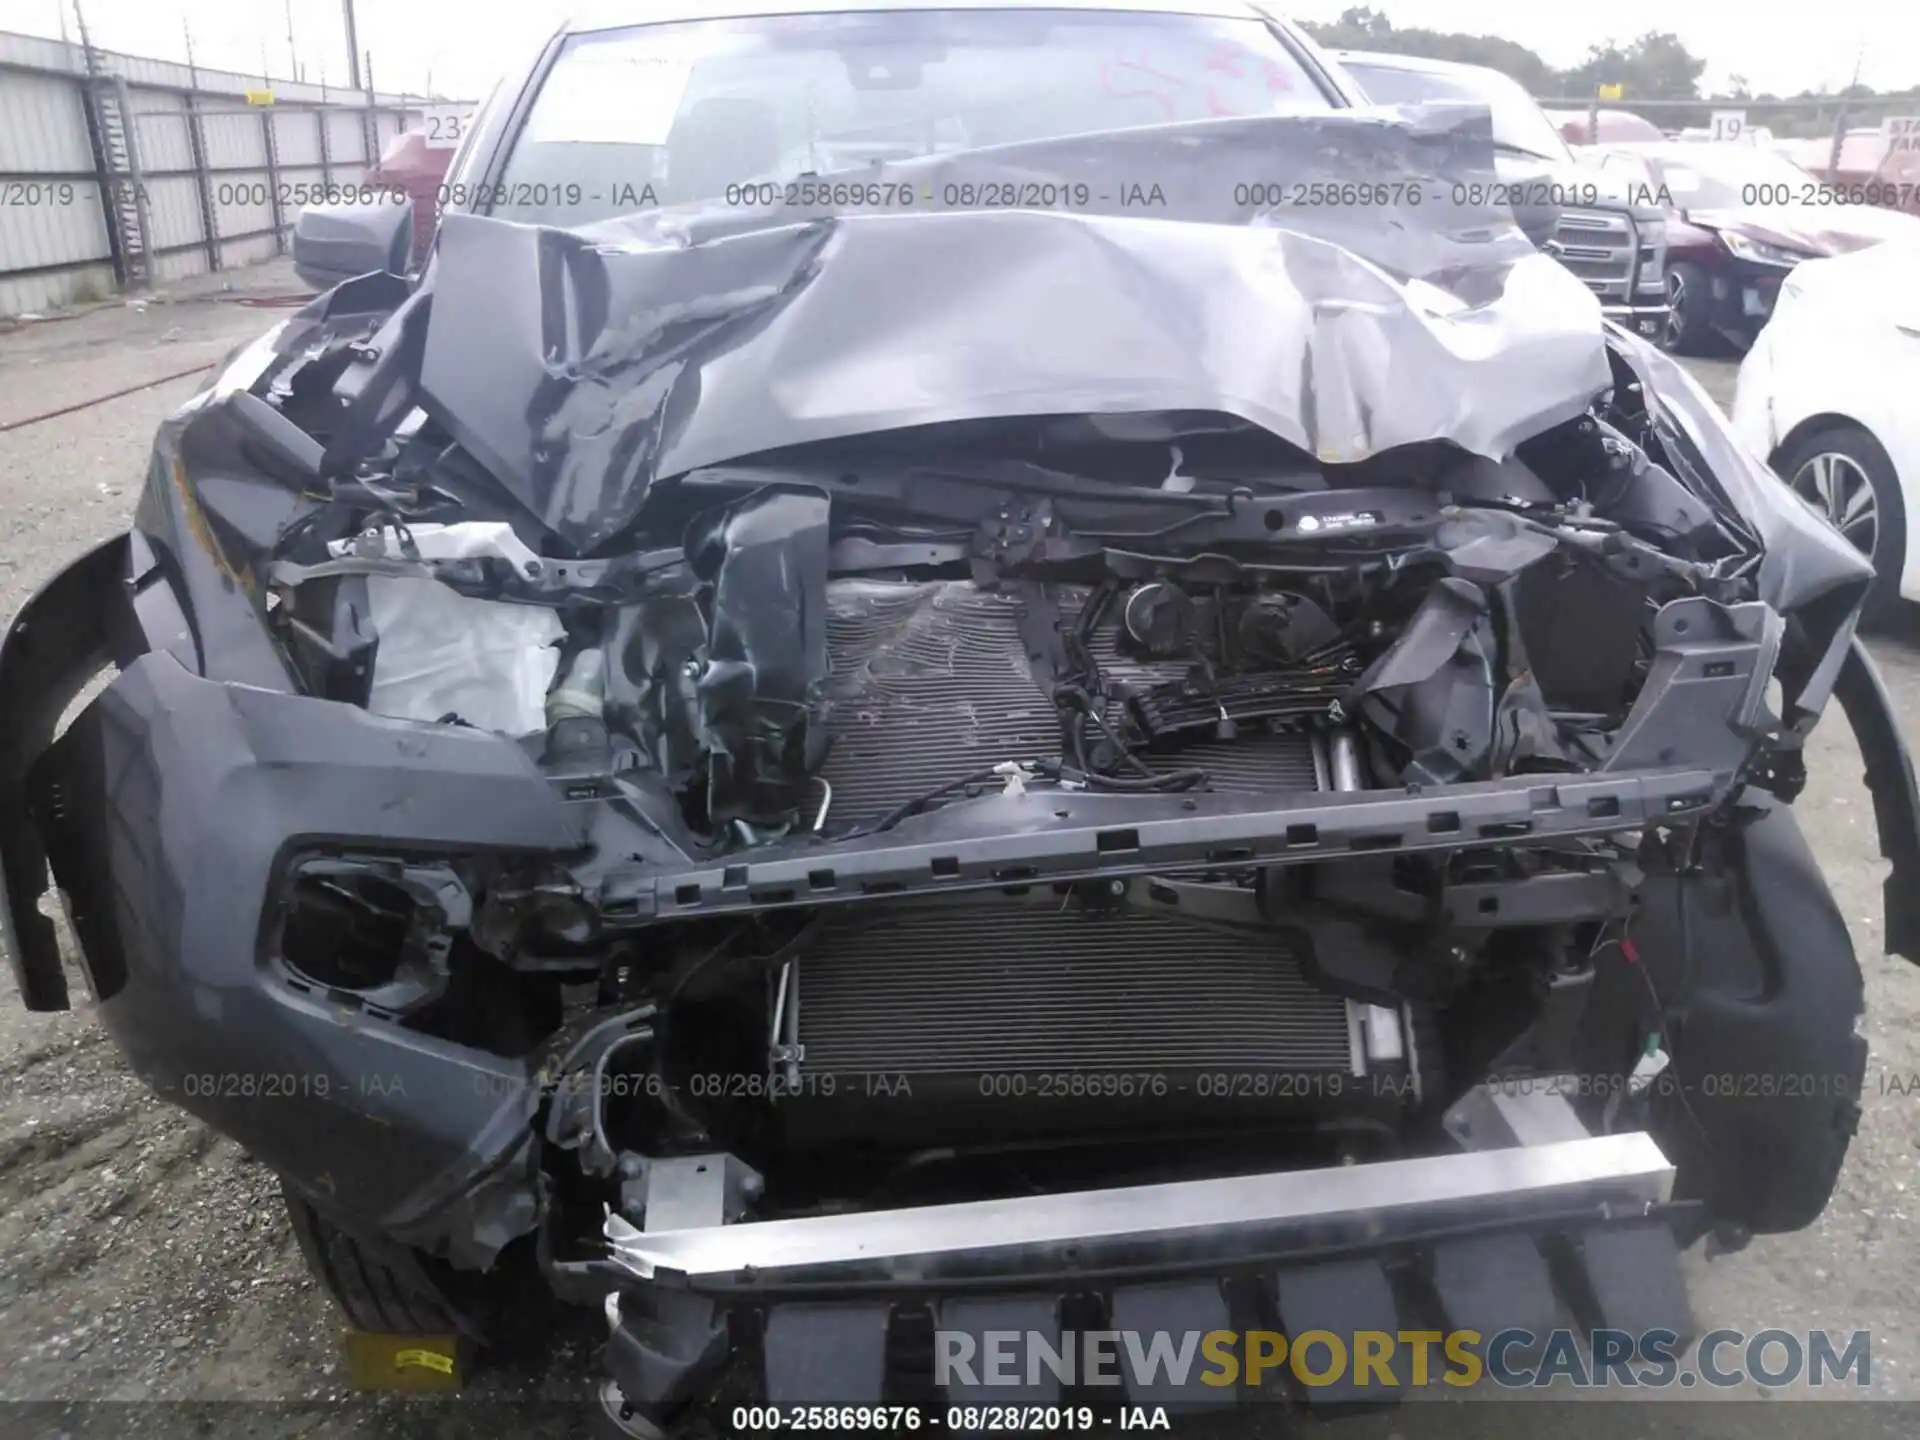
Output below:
[1237,590,1340,665]
[1328,726,1366,795]
[1121,580,1195,657]
[264,474,1741,845]
[546,645,611,770]
[1128,664,1356,743]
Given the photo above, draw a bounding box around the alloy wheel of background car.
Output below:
[1663,271,1685,349]
[1778,421,1907,619]
[1661,262,1712,355]
[1793,453,1878,557]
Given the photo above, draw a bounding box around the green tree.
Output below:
[1300,14,1557,93]
[1333,5,1393,39]
[1557,31,1706,101]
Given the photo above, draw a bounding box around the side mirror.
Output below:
[292,194,414,292]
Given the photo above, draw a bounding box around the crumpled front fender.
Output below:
[8,643,586,1260]
[1834,638,1920,961]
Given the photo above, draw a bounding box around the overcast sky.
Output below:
[1287,0,1916,96]
[10,0,1919,99]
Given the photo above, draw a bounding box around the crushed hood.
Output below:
[412,108,1616,551]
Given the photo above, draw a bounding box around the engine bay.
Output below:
[261,380,1750,840]
[213,315,1828,1229]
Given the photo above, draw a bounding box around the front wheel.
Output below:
[1659,261,1715,355]
[282,1183,519,1340]
[1775,421,1907,620]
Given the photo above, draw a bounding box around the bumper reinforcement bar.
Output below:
[605,1131,1674,1285]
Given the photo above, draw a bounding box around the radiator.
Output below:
[819,580,1317,823]
[780,896,1401,1144]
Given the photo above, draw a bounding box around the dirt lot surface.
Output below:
[2,262,1918,1440]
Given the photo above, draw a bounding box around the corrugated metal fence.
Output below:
[0,30,440,317]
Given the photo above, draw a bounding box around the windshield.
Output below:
[1647,147,1824,209]
[494,9,1332,225]
[1339,58,1572,163]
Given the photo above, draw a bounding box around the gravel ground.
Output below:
[2,264,1917,1439]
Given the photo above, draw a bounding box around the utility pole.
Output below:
[285,0,298,80]
[1827,44,1864,177]
[342,0,364,91]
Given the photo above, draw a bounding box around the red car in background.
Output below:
[1591,141,1920,353]
[1776,129,1920,216]
[292,126,457,290]
[370,129,455,269]
[1544,107,1664,146]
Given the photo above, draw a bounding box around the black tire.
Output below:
[591,1380,730,1440]
[1774,421,1907,621]
[591,1380,669,1440]
[1659,260,1716,356]
[283,1183,499,1339]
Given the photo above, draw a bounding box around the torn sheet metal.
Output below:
[1613,336,1871,619]
[1607,332,1872,721]
[1345,578,1496,784]
[414,109,1614,550]
[686,487,832,825]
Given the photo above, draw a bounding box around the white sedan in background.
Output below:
[1732,243,1920,615]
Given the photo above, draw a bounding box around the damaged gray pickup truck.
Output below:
[6,0,1920,1431]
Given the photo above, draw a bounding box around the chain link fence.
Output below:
[1535,94,1920,182]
